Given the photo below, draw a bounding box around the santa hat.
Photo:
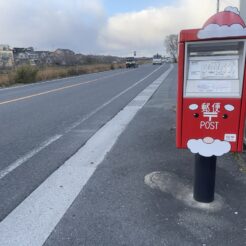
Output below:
[197,6,246,39]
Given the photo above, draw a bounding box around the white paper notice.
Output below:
[188,59,238,80]
[195,80,232,93]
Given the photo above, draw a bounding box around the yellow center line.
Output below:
[0,80,94,106]
[0,70,128,106]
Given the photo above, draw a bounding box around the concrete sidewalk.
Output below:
[45,66,246,246]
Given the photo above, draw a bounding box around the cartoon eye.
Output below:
[189,104,198,110]
[224,104,234,111]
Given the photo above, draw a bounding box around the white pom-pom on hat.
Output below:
[224,6,240,15]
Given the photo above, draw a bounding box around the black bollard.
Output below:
[193,154,217,203]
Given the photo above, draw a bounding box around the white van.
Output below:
[152,54,162,65]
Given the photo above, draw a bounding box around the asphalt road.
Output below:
[1,64,245,246]
[0,63,170,221]
[44,66,246,246]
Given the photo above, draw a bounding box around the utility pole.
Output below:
[240,0,246,23]
[217,0,220,13]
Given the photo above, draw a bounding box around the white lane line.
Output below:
[0,135,62,179]
[0,65,164,180]
[64,65,164,132]
[0,65,173,246]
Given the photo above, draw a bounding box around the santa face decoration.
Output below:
[176,7,246,157]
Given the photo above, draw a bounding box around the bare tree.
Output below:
[164,34,178,62]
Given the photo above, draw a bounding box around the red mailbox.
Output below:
[177,7,246,157]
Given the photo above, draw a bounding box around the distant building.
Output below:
[34,51,53,65]
[53,49,76,65]
[1,45,121,68]
[54,49,75,56]
[13,47,30,65]
[12,47,54,66]
[0,45,14,68]
[0,45,11,51]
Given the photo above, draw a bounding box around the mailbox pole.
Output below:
[193,154,217,203]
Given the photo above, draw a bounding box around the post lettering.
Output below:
[200,121,219,130]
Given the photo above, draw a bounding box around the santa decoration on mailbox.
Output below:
[176,7,246,157]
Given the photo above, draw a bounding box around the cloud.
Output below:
[187,138,231,157]
[0,0,106,53]
[98,0,220,56]
[79,0,104,15]
[0,0,240,56]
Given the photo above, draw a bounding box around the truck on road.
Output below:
[125,57,138,68]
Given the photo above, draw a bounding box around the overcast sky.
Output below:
[0,0,240,56]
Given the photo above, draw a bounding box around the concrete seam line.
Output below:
[0,65,173,246]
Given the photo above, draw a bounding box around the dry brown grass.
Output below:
[0,63,125,87]
[37,64,125,81]
[0,74,9,85]
[36,66,69,81]
[36,63,125,82]
[0,73,15,87]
